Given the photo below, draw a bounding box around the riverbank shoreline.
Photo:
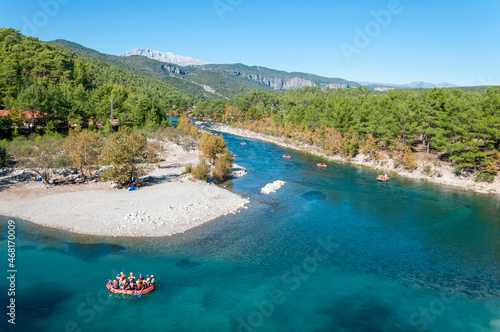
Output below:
[212,123,500,195]
[0,142,249,237]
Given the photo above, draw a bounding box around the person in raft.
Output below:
[145,275,156,287]
[111,273,153,290]
[136,280,146,290]
[121,279,130,290]
[111,278,119,289]
[129,279,136,290]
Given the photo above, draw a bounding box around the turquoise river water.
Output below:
[1,131,500,331]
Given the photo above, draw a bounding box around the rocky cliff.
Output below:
[161,64,185,75]
[227,70,318,90]
[225,70,351,91]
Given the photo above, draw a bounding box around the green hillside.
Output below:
[49,40,359,100]
[0,28,191,127]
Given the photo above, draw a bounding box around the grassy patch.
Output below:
[356,164,371,169]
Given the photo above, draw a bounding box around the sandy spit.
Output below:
[0,143,249,237]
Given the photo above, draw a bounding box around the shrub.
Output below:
[100,127,148,183]
[361,134,378,160]
[424,165,432,175]
[7,134,65,184]
[0,144,9,167]
[144,140,162,163]
[102,122,113,135]
[402,146,418,171]
[212,152,234,182]
[191,161,210,181]
[338,126,359,158]
[64,128,103,179]
[183,163,194,174]
[7,106,27,127]
[177,114,199,137]
[200,132,228,163]
[46,120,57,134]
[484,153,499,175]
[475,172,495,183]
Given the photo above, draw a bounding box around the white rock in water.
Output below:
[260,180,286,195]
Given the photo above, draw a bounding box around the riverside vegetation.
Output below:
[194,87,500,183]
[177,115,234,182]
[2,121,233,187]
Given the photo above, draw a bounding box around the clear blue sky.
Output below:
[1,0,499,86]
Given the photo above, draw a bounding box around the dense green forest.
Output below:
[194,86,500,175]
[0,28,193,128]
[2,28,499,179]
[48,39,219,100]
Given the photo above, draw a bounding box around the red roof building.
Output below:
[0,109,46,127]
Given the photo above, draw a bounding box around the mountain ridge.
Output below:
[120,48,212,67]
[51,41,462,100]
[120,47,458,89]
[50,40,358,99]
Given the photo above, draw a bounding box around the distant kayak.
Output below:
[377,175,390,182]
[106,281,155,295]
[283,155,292,159]
[317,163,328,168]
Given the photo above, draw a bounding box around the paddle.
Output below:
[138,289,143,298]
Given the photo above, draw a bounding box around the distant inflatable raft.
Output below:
[377,175,390,182]
[106,282,155,295]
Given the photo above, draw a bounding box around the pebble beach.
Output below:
[0,143,249,237]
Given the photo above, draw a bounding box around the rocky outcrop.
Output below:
[319,83,350,89]
[260,180,286,194]
[161,64,185,75]
[225,70,352,91]
[226,70,316,91]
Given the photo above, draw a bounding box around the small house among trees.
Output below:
[0,108,46,128]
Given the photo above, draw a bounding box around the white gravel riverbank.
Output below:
[0,143,249,237]
[212,123,500,195]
